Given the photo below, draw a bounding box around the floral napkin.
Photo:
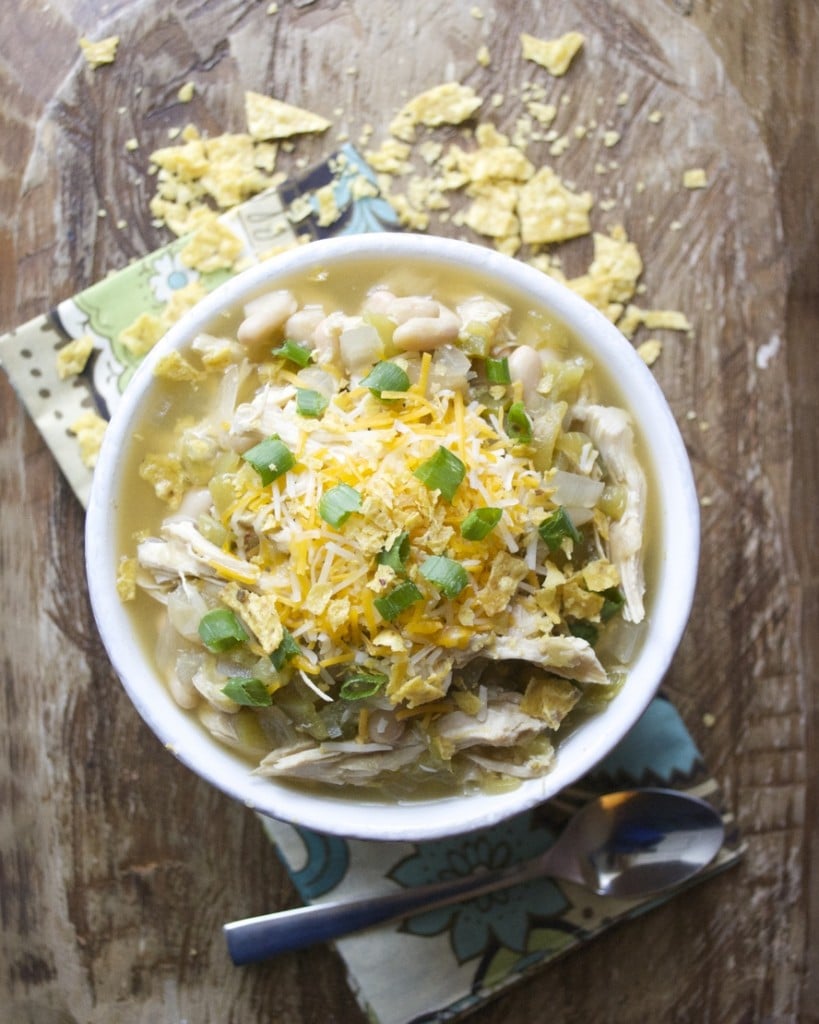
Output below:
[0,146,742,1024]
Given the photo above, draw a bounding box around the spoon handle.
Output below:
[224,853,547,965]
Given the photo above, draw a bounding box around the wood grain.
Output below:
[1,1,816,1021]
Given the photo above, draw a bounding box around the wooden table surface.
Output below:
[1,1,816,1021]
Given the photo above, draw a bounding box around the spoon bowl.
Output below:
[224,787,725,965]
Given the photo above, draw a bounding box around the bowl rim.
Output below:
[85,232,700,841]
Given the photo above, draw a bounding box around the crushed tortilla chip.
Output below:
[159,280,208,330]
[179,209,244,273]
[118,312,165,359]
[152,350,205,382]
[245,91,331,141]
[69,410,107,468]
[79,35,119,70]
[637,338,663,365]
[520,31,585,76]
[139,452,189,507]
[565,226,643,321]
[56,334,95,379]
[116,557,138,601]
[389,83,483,142]
[521,676,580,728]
[221,583,283,654]
[619,305,693,339]
[683,167,708,189]
[517,166,593,245]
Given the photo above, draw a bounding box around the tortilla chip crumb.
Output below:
[179,210,244,273]
[245,91,331,141]
[159,280,208,330]
[517,166,593,245]
[683,167,708,189]
[153,351,205,382]
[69,410,107,468]
[389,83,483,143]
[619,305,692,339]
[139,452,189,507]
[177,82,195,103]
[116,557,138,601]
[119,312,165,359]
[520,31,585,77]
[56,334,95,379]
[637,338,663,365]
[79,35,119,70]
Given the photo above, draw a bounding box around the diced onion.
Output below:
[551,469,605,508]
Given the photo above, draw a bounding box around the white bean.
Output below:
[392,303,461,352]
[313,312,359,364]
[237,290,298,347]
[365,289,439,324]
[507,344,544,401]
[284,304,325,345]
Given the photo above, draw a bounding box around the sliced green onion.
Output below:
[419,555,469,598]
[241,435,295,485]
[222,677,273,706]
[538,506,581,552]
[270,627,301,670]
[485,356,511,385]
[374,580,423,621]
[272,338,311,367]
[319,483,362,528]
[506,401,533,444]
[600,587,625,622]
[198,608,248,652]
[569,620,599,646]
[460,507,502,540]
[413,446,466,502]
[339,669,388,700]
[295,387,329,418]
[376,530,410,576]
[359,360,411,398]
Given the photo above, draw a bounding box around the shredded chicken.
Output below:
[573,403,646,622]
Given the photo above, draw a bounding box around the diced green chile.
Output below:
[340,670,388,700]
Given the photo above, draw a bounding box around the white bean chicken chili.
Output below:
[119,272,649,799]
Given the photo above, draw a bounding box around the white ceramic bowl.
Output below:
[86,233,699,841]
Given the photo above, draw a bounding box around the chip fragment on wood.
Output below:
[79,35,119,69]
[245,91,331,141]
[520,31,585,76]
[389,83,483,142]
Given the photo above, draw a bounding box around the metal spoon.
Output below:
[224,787,724,966]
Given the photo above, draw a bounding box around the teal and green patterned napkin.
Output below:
[0,147,741,1024]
